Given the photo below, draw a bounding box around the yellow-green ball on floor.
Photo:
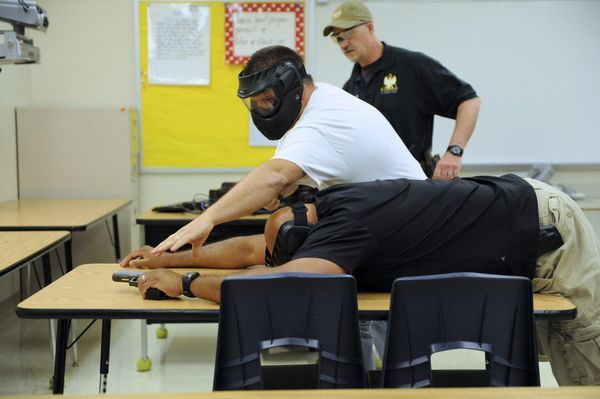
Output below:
[156,326,168,339]
[136,357,152,372]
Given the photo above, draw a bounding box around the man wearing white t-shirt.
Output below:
[274,81,422,189]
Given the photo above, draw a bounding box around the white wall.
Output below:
[0,52,32,201]
[28,0,136,107]
[0,23,34,303]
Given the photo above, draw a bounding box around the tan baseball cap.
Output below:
[322,1,373,37]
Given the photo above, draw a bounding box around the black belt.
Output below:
[537,225,564,257]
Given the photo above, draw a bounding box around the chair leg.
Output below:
[19,263,32,301]
[136,320,152,371]
[70,321,79,367]
[49,319,57,361]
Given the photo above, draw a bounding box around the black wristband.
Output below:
[182,272,200,297]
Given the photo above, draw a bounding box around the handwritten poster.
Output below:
[225,2,304,65]
[148,3,210,85]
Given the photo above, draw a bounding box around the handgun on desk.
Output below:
[112,270,170,300]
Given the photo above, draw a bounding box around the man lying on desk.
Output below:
[122,174,600,386]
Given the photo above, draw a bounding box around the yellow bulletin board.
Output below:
[139,1,301,171]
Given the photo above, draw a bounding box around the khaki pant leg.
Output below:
[525,178,600,385]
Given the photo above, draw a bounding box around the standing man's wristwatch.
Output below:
[446,144,464,157]
[182,272,200,297]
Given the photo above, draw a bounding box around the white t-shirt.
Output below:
[274,82,426,189]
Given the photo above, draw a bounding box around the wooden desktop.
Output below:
[0,231,70,287]
[0,199,131,270]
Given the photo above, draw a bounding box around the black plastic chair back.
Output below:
[382,272,539,388]
[213,273,368,390]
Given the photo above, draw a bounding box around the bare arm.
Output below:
[120,234,266,269]
[151,159,305,258]
[433,96,481,180]
[137,257,345,303]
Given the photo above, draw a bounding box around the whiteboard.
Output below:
[312,0,600,165]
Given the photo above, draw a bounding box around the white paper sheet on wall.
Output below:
[148,3,210,85]
[248,116,277,147]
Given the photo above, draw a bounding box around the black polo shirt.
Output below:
[291,175,538,292]
[343,43,478,164]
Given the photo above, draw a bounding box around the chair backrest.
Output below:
[213,273,368,390]
[382,272,539,388]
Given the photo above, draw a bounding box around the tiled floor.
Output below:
[0,294,558,395]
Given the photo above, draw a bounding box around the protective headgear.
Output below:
[265,202,312,267]
[238,60,307,140]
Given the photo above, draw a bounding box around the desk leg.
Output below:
[42,253,52,286]
[52,319,69,394]
[99,319,111,394]
[19,262,32,300]
[65,239,73,273]
[112,214,121,262]
[61,239,77,367]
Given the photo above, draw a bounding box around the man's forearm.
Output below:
[189,257,346,303]
[188,267,272,303]
[203,159,304,226]
[165,234,266,268]
[449,97,481,147]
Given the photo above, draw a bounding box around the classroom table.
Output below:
[0,199,132,270]
[136,210,269,247]
[3,387,600,399]
[0,231,71,287]
[17,263,577,394]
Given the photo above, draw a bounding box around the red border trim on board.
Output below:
[225,2,305,65]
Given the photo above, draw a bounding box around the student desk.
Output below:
[0,231,70,287]
[136,210,269,246]
[0,199,132,270]
[3,387,600,399]
[17,263,577,394]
